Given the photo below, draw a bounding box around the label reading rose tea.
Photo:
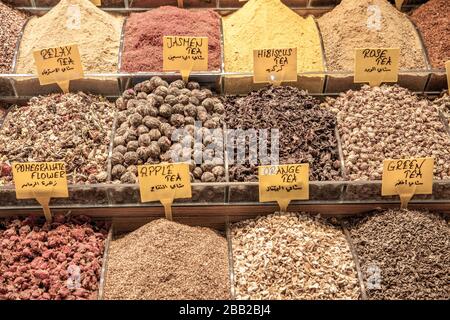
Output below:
[137,163,192,220]
[259,164,309,212]
[163,36,208,82]
[12,162,68,222]
[33,44,84,93]
[253,48,297,85]
[354,48,400,86]
[382,157,434,209]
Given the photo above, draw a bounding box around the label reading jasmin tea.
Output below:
[12,162,68,222]
[382,157,434,209]
[259,164,309,212]
[137,163,192,220]
[446,60,450,91]
[253,48,297,85]
[33,44,84,93]
[395,0,405,10]
[163,36,208,82]
[354,48,400,87]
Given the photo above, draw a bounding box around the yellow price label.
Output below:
[395,0,405,10]
[33,44,84,93]
[163,36,208,82]
[91,0,101,6]
[354,48,400,87]
[12,162,69,221]
[137,163,192,220]
[382,157,434,209]
[258,164,309,212]
[253,48,297,86]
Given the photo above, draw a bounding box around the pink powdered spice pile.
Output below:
[0,215,109,300]
[121,6,221,72]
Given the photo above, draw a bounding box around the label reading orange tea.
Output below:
[163,36,208,82]
[253,48,297,85]
[382,157,434,209]
[137,163,192,220]
[12,162,68,222]
[259,164,309,212]
[33,44,84,93]
[354,48,400,86]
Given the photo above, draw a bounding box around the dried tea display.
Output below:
[0,93,115,185]
[349,209,450,300]
[0,1,28,73]
[104,219,231,300]
[121,6,221,72]
[324,85,450,180]
[410,0,449,69]
[112,76,225,184]
[224,86,341,182]
[231,213,360,300]
[318,0,426,72]
[0,215,109,300]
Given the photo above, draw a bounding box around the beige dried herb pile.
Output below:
[231,212,360,300]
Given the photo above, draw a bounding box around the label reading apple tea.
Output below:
[137,163,192,220]
[382,157,434,209]
[33,44,84,93]
[354,48,400,86]
[253,48,297,85]
[259,164,309,212]
[12,162,68,222]
[163,36,208,82]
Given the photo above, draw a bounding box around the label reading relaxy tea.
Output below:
[163,36,208,82]
[253,48,297,85]
[354,48,400,86]
[33,44,84,93]
[137,163,192,220]
[259,164,309,212]
[382,157,434,209]
[12,162,68,222]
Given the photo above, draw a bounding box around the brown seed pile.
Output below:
[113,77,225,184]
[0,1,28,73]
[224,86,342,182]
[104,219,231,300]
[0,214,109,300]
[324,85,450,180]
[318,0,426,71]
[231,213,360,300]
[0,93,115,186]
[410,0,449,69]
[349,209,450,300]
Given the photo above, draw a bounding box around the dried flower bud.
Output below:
[136,146,150,161]
[113,135,126,147]
[184,116,195,125]
[149,129,161,141]
[116,97,126,110]
[113,145,127,155]
[201,98,215,112]
[143,116,161,130]
[123,89,136,100]
[164,95,177,106]
[137,125,149,135]
[138,133,151,147]
[191,89,206,102]
[170,80,185,89]
[172,103,184,114]
[160,151,172,162]
[184,104,197,117]
[213,103,225,114]
[127,165,138,175]
[186,81,200,90]
[125,129,138,143]
[212,166,225,177]
[192,167,203,179]
[201,171,215,182]
[110,152,124,166]
[159,104,172,118]
[204,119,218,129]
[117,112,128,125]
[147,94,163,107]
[148,141,161,158]
[196,105,207,114]
[168,86,181,96]
[120,171,136,184]
[201,160,214,172]
[154,86,169,98]
[178,95,190,105]
[170,114,185,127]
[112,164,126,179]
[129,113,143,127]
[127,99,139,110]
[124,151,139,165]
[158,136,171,152]
[127,140,139,152]
[160,123,174,137]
